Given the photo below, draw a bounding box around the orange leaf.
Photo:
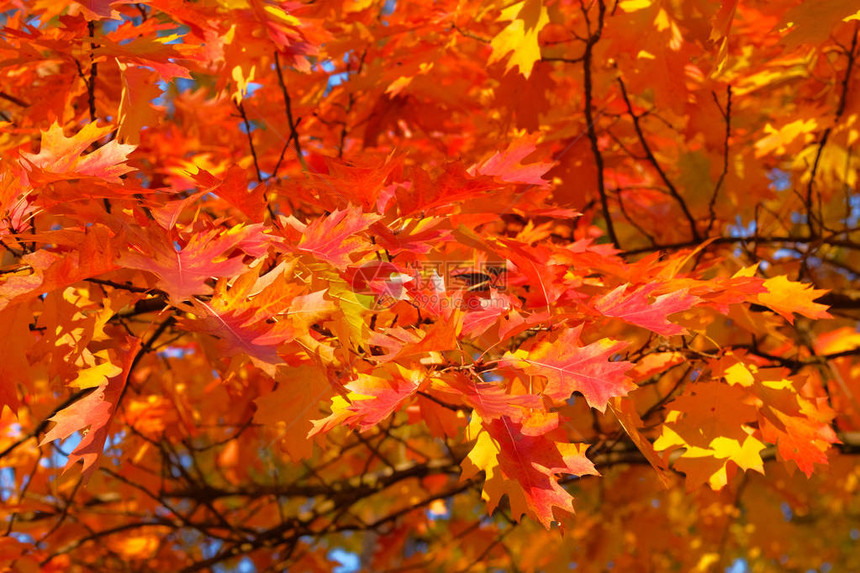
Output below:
[39,338,141,481]
[757,275,831,324]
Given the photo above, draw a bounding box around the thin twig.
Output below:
[86,20,98,123]
[0,92,29,107]
[806,25,858,237]
[617,77,700,242]
[273,51,308,171]
[236,100,264,183]
[581,0,619,248]
[706,85,731,236]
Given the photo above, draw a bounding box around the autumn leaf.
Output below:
[20,122,135,183]
[594,283,699,336]
[474,132,555,187]
[189,166,268,222]
[0,304,32,414]
[118,223,271,301]
[463,414,597,528]
[0,225,120,311]
[434,373,542,421]
[254,365,333,460]
[756,275,831,323]
[708,0,738,76]
[501,325,634,411]
[310,368,425,435]
[609,397,671,487]
[488,0,549,78]
[39,338,141,481]
[116,60,162,145]
[2,0,859,567]
[293,205,382,269]
[178,262,316,372]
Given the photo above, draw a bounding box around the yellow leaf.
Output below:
[264,4,302,26]
[653,425,685,451]
[467,428,500,475]
[618,0,652,12]
[695,553,720,572]
[732,264,759,278]
[70,355,123,389]
[710,434,766,473]
[754,119,818,158]
[757,275,831,323]
[231,64,256,103]
[489,0,549,78]
[724,362,754,387]
[814,326,860,354]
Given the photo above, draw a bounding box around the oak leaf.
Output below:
[119,224,271,301]
[463,414,597,528]
[756,275,831,323]
[594,283,699,336]
[501,325,634,411]
[488,0,549,78]
[39,338,142,481]
[293,205,382,269]
[20,122,135,184]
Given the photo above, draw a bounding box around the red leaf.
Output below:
[190,166,268,222]
[760,408,839,477]
[39,338,141,481]
[594,283,699,336]
[119,224,270,300]
[294,205,382,269]
[474,133,555,187]
[501,325,634,411]
[178,263,306,371]
[487,416,597,528]
[309,370,423,435]
[20,122,135,184]
[0,225,120,311]
[436,373,542,420]
[0,304,32,414]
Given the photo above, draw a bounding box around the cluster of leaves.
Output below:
[1,0,860,571]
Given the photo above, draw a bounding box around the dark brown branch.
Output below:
[581,0,619,248]
[417,390,470,412]
[450,23,491,44]
[542,55,586,64]
[274,51,308,171]
[163,458,461,502]
[0,91,29,108]
[86,20,98,123]
[620,232,860,256]
[84,277,162,294]
[615,187,658,246]
[806,26,858,237]
[236,100,264,183]
[706,85,731,236]
[617,77,701,242]
[271,116,302,178]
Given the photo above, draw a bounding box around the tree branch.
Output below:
[706,85,731,236]
[274,51,308,171]
[581,0,619,249]
[617,77,701,242]
[806,25,858,237]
